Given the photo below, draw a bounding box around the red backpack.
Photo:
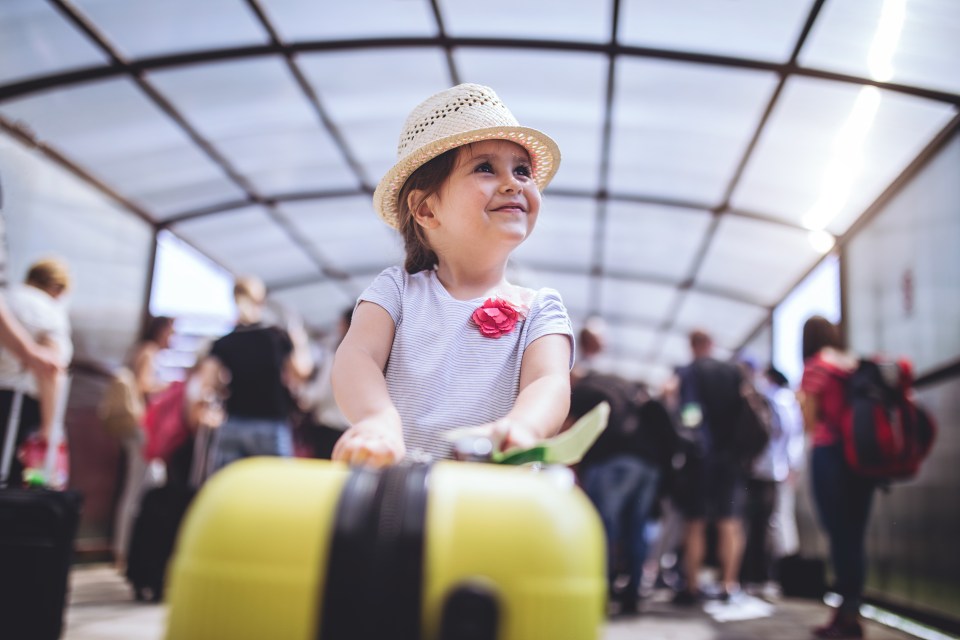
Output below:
[840,358,936,480]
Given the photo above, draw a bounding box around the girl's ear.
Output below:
[408,189,439,229]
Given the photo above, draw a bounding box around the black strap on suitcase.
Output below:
[0,383,82,640]
[319,463,499,640]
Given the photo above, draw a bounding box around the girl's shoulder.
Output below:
[818,347,859,374]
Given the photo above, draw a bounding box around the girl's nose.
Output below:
[500,176,523,194]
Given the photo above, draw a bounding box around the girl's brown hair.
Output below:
[396,147,460,274]
[801,315,844,361]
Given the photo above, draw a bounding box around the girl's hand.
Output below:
[332,419,406,468]
[487,417,540,452]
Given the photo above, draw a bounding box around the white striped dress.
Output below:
[358,266,574,460]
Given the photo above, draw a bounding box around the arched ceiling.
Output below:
[2,0,958,385]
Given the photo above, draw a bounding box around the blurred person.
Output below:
[0,181,62,383]
[764,366,805,570]
[739,363,804,598]
[0,258,73,484]
[672,329,745,604]
[571,315,606,384]
[573,373,678,615]
[205,276,313,475]
[113,316,175,571]
[296,307,352,459]
[799,315,872,639]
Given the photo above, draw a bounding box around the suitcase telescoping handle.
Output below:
[0,375,71,489]
[0,387,25,488]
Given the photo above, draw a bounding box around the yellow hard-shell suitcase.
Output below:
[164,458,606,640]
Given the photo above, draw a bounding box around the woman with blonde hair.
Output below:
[0,257,73,483]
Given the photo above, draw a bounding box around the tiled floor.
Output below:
[64,564,924,640]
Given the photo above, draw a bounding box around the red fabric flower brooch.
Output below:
[471,297,527,339]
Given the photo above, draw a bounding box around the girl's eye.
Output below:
[515,164,532,178]
[475,162,494,173]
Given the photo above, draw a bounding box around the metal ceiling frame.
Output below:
[2,0,958,368]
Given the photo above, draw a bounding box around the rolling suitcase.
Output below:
[0,383,82,640]
[126,424,211,602]
[164,458,607,639]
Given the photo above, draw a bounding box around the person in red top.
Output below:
[799,315,875,639]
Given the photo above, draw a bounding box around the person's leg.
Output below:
[32,337,63,439]
[740,478,764,586]
[113,430,147,569]
[246,419,294,458]
[770,478,799,559]
[681,518,706,596]
[811,445,867,635]
[835,465,876,616]
[707,453,746,596]
[716,516,745,595]
[583,457,642,589]
[622,462,661,608]
[206,416,248,476]
[741,479,777,587]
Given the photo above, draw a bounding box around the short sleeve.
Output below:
[357,266,405,326]
[524,288,575,369]
[800,356,830,396]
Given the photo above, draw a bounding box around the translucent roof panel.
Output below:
[0,1,109,84]
[512,196,596,273]
[71,0,267,59]
[0,78,246,216]
[258,0,437,41]
[298,48,452,188]
[603,202,713,282]
[619,0,815,63]
[673,290,769,351]
[279,197,404,273]
[171,206,317,283]
[609,58,779,205]
[438,0,613,43]
[455,48,608,194]
[599,279,678,325]
[799,0,960,96]
[697,215,822,306]
[732,77,958,234]
[268,281,357,329]
[606,324,661,360]
[148,57,359,195]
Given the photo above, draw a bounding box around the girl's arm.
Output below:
[797,390,818,435]
[132,344,165,397]
[330,301,405,466]
[490,333,572,451]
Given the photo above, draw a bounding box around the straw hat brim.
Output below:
[373,125,561,229]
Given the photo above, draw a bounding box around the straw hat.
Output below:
[373,83,561,229]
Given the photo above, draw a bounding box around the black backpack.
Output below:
[838,358,936,480]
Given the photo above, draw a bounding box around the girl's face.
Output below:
[422,140,541,250]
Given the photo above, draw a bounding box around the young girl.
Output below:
[331,83,574,467]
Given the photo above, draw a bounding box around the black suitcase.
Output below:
[777,553,827,599]
[125,426,210,602]
[0,386,82,640]
[125,483,196,602]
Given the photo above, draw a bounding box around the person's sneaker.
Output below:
[719,585,742,604]
[672,589,701,606]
